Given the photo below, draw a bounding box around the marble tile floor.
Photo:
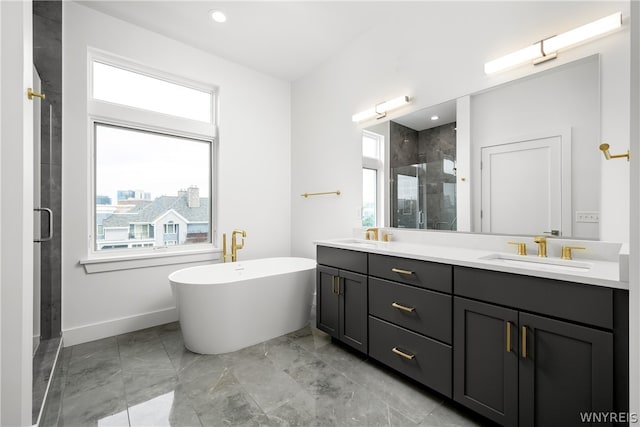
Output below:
[33,337,62,424]
[55,322,492,427]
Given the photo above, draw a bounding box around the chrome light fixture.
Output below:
[485,12,622,75]
[352,95,411,123]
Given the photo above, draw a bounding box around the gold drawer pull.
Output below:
[391,268,414,276]
[391,302,415,313]
[521,326,528,359]
[391,347,415,360]
[506,321,512,353]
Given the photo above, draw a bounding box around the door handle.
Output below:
[34,207,53,243]
[506,321,512,353]
[521,325,528,359]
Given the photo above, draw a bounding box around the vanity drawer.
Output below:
[369,278,451,344]
[317,245,367,274]
[369,316,452,397]
[369,254,452,293]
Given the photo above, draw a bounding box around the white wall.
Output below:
[470,55,600,239]
[63,3,292,345]
[291,1,630,259]
[0,1,33,423]
[628,0,639,416]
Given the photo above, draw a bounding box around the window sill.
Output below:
[80,248,221,274]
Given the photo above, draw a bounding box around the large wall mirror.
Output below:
[363,54,601,239]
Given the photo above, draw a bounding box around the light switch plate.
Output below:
[576,211,600,223]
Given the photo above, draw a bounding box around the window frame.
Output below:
[86,49,219,262]
[362,130,385,227]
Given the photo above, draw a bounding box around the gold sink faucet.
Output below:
[533,236,547,257]
[231,229,247,262]
[561,245,585,260]
[507,241,527,256]
[365,228,379,241]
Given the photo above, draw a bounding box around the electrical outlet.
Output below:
[576,211,600,223]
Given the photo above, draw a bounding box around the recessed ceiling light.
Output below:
[430,115,439,121]
[210,10,227,23]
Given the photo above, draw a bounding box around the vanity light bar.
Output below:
[484,12,622,75]
[352,95,411,123]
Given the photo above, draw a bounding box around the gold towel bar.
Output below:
[301,190,341,198]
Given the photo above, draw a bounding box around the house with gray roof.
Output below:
[98,186,209,250]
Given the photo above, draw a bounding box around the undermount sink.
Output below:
[480,253,592,272]
[333,238,379,248]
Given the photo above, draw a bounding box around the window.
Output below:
[90,53,216,256]
[92,61,212,123]
[95,124,211,251]
[362,130,385,227]
[362,168,377,227]
[133,224,150,240]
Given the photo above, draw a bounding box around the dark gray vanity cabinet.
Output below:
[367,254,453,397]
[316,246,628,427]
[518,312,613,427]
[453,297,518,426]
[453,266,617,427]
[316,247,368,353]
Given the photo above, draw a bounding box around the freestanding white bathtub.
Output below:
[168,257,316,354]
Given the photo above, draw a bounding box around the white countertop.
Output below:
[314,238,628,290]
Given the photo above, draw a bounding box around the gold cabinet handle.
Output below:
[521,326,528,359]
[27,88,45,100]
[337,277,341,295]
[391,302,415,313]
[331,276,337,294]
[506,321,512,353]
[391,347,415,360]
[391,268,414,276]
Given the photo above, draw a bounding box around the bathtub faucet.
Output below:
[231,229,247,262]
[222,233,232,263]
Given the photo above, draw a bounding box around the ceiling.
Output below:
[78,1,404,82]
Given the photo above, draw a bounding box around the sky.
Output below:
[96,124,211,203]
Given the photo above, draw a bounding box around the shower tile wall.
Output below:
[390,122,418,168]
[389,122,420,228]
[390,121,456,230]
[418,123,457,230]
[34,0,62,339]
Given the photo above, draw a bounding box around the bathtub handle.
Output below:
[391,302,415,313]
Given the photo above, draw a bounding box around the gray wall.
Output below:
[34,0,62,339]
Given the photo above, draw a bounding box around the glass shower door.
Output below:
[391,160,457,230]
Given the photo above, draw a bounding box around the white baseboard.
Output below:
[62,307,178,347]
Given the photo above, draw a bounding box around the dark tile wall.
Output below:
[389,121,419,168]
[419,123,457,230]
[390,121,457,230]
[34,0,62,339]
